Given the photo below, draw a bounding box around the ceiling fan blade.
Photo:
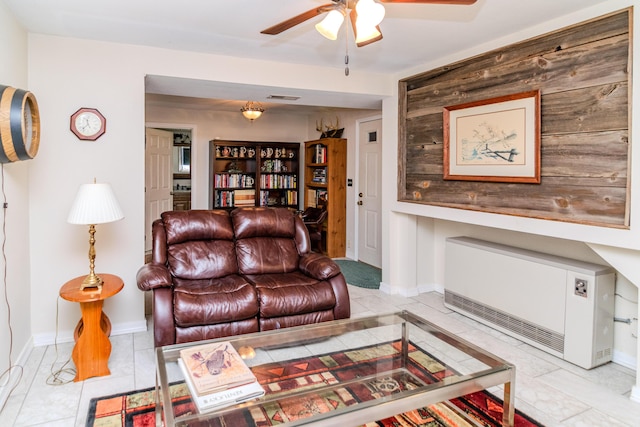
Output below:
[349,8,383,48]
[378,0,477,4]
[261,4,336,35]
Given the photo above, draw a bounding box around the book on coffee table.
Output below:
[177,358,264,412]
[179,341,257,396]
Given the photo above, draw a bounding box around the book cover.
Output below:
[179,342,257,396]
[177,358,264,412]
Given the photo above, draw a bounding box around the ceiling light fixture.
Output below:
[241,101,265,122]
[315,9,346,40]
[316,0,385,46]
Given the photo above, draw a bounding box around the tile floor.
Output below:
[1,285,640,426]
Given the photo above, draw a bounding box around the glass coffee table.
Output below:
[155,311,515,426]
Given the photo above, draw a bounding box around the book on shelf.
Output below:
[313,144,327,164]
[179,341,258,396]
[178,358,264,413]
[234,189,255,207]
[306,189,327,208]
[306,189,317,208]
[311,168,327,183]
[316,190,327,207]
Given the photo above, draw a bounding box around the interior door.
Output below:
[357,119,382,268]
[145,128,173,252]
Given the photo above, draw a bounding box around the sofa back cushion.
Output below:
[232,207,300,275]
[161,210,237,280]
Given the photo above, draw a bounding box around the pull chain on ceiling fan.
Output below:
[261,0,477,48]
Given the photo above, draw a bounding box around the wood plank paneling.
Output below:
[398,9,631,227]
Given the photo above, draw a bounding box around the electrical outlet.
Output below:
[574,278,588,298]
[347,240,351,248]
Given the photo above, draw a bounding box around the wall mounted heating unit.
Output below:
[444,236,615,369]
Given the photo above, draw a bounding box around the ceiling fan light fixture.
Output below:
[241,101,265,121]
[355,0,385,27]
[355,24,381,45]
[315,8,345,40]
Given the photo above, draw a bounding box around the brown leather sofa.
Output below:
[136,207,350,347]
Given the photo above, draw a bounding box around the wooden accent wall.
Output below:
[398,9,631,228]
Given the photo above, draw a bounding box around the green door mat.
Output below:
[334,259,381,289]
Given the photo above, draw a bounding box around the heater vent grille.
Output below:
[445,290,565,353]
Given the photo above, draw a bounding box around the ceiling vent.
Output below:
[267,95,300,101]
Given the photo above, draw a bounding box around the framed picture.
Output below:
[443,90,541,183]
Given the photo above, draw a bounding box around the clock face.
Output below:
[70,108,106,140]
[75,112,102,136]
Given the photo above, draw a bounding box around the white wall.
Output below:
[0,1,32,408]
[26,34,391,346]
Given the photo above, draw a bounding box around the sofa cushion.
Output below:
[162,210,238,280]
[173,275,259,327]
[233,207,301,275]
[168,240,237,280]
[162,210,234,244]
[232,207,296,239]
[235,238,299,275]
[244,271,337,318]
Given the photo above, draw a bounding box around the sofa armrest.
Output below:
[136,264,172,291]
[299,253,341,280]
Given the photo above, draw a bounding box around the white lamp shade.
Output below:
[67,182,124,225]
[355,24,382,44]
[356,0,385,27]
[315,9,345,40]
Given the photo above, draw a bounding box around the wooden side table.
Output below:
[59,273,124,382]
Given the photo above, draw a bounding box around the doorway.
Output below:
[144,128,173,254]
[144,127,193,255]
[357,118,382,268]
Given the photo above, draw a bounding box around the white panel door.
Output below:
[145,128,173,252]
[357,119,382,268]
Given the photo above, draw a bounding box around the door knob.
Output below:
[357,201,363,206]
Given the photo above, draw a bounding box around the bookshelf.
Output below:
[304,138,347,258]
[210,140,299,209]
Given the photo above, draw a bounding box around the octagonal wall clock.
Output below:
[70,107,106,141]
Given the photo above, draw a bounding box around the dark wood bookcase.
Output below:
[209,140,300,209]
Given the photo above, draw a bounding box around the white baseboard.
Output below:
[612,349,637,371]
[417,283,437,293]
[379,282,419,297]
[0,337,34,411]
[32,319,148,347]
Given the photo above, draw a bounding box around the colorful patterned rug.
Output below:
[86,341,543,426]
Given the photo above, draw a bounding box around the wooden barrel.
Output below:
[0,85,40,163]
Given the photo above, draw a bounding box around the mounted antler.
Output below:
[316,116,343,138]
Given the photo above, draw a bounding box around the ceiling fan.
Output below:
[261,0,477,48]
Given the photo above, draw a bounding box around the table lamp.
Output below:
[67,180,124,291]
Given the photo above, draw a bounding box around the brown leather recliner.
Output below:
[136,207,350,347]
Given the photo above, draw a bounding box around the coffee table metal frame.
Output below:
[155,311,515,426]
